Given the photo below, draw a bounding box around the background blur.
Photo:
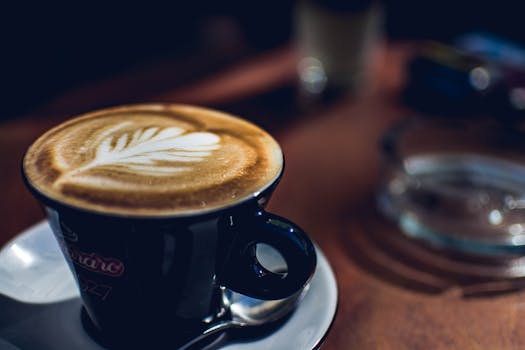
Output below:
[2,0,524,119]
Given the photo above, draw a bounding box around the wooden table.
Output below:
[1,42,524,349]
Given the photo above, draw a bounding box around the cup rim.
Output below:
[21,103,285,220]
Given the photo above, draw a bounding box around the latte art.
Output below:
[56,123,221,186]
[24,104,283,216]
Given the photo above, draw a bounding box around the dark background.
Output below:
[2,0,524,119]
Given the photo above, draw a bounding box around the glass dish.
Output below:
[378,117,525,256]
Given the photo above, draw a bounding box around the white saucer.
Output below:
[0,221,338,350]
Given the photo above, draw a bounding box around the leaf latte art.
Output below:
[23,104,283,216]
[56,123,221,185]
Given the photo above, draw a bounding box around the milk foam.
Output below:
[23,104,283,216]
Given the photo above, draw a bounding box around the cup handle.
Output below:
[218,208,316,300]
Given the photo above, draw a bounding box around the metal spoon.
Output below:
[178,285,309,350]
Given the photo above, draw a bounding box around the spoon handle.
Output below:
[177,321,234,350]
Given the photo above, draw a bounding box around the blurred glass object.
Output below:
[295,0,383,101]
[378,117,525,257]
[403,41,500,116]
[456,32,525,69]
[405,37,525,121]
[297,57,328,94]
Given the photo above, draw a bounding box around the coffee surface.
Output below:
[24,104,283,216]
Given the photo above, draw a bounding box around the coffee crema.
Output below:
[23,104,283,216]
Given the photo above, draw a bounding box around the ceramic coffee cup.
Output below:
[22,104,316,348]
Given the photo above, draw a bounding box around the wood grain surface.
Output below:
[1,42,524,349]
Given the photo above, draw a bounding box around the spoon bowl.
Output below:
[177,244,312,350]
[178,286,309,350]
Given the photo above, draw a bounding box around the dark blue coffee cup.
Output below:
[23,134,316,349]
